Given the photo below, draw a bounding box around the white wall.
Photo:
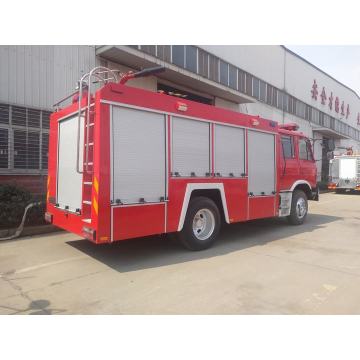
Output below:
[200,45,286,90]
[0,45,97,110]
[285,50,359,130]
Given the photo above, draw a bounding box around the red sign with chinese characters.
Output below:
[311,80,318,100]
[311,80,353,122]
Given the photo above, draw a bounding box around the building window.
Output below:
[229,65,237,90]
[28,108,40,128]
[312,109,320,124]
[198,49,209,78]
[41,133,49,170]
[277,91,283,109]
[12,106,27,126]
[266,85,273,105]
[28,132,40,169]
[172,45,185,68]
[296,100,306,119]
[323,114,331,128]
[238,70,246,93]
[219,60,229,86]
[208,54,219,82]
[139,45,156,56]
[185,45,197,73]
[14,130,40,169]
[288,96,297,114]
[157,45,171,62]
[0,104,9,125]
[0,103,49,172]
[271,87,278,107]
[245,73,252,96]
[259,80,266,102]
[252,78,260,99]
[305,105,312,121]
[42,111,51,129]
[0,128,8,168]
[281,135,294,159]
[14,130,27,168]
[330,117,335,130]
[282,93,289,112]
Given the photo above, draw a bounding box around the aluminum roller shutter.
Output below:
[57,115,84,212]
[172,117,210,177]
[214,124,245,177]
[248,130,275,195]
[112,106,166,204]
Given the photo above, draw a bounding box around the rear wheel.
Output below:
[287,190,308,225]
[177,196,221,251]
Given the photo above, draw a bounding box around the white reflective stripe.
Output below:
[177,183,229,231]
[288,180,312,192]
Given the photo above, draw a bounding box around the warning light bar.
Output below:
[279,123,299,131]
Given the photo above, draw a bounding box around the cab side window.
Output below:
[281,135,294,159]
[299,138,313,160]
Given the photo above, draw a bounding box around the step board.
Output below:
[82,218,91,224]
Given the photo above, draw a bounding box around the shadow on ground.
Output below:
[67,213,341,273]
[1,299,65,315]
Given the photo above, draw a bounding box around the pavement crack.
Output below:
[1,273,50,315]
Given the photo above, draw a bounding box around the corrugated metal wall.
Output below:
[0,45,97,110]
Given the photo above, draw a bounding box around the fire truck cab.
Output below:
[46,67,318,250]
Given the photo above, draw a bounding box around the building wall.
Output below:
[200,45,286,90]
[0,174,47,197]
[285,51,359,130]
[0,45,97,110]
[1,45,360,195]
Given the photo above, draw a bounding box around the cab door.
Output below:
[279,134,299,190]
[298,137,316,183]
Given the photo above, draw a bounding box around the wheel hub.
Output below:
[296,197,307,218]
[192,209,215,241]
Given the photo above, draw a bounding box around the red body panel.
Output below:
[248,197,276,220]
[112,204,165,240]
[47,81,317,244]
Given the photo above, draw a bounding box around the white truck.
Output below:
[328,150,360,193]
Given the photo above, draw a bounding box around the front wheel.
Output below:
[177,196,221,251]
[287,190,308,225]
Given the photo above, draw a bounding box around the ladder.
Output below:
[75,67,120,224]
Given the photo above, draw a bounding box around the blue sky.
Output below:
[286,46,360,96]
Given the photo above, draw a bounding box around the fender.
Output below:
[178,183,230,231]
[287,180,312,192]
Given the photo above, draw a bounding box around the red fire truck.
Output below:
[45,66,318,250]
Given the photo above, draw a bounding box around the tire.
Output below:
[177,196,221,251]
[287,190,308,225]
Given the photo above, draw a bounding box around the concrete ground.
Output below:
[1,192,359,314]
